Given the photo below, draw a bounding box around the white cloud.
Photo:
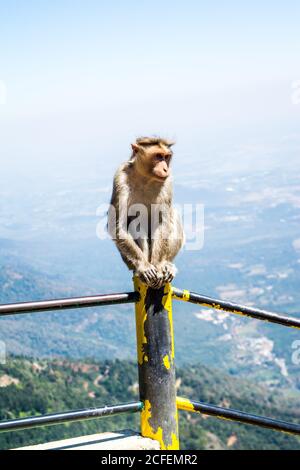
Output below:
[292,239,300,251]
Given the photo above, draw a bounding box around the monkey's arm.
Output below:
[151,208,184,263]
[150,209,184,286]
[108,179,157,284]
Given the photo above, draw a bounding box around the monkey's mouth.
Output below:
[154,173,169,182]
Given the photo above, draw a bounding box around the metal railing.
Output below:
[0,279,299,450]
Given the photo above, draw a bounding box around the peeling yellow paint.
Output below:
[141,400,179,450]
[176,396,196,413]
[134,276,149,365]
[163,283,175,359]
[182,289,190,301]
[170,432,180,450]
[134,278,179,450]
[134,278,175,364]
[171,287,190,303]
[141,400,163,445]
[163,355,170,370]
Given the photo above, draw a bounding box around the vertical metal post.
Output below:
[134,276,179,450]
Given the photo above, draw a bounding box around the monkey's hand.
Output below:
[135,262,159,287]
[152,261,178,288]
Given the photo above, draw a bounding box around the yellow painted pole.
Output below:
[134,276,179,450]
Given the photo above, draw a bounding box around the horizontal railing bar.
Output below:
[177,397,300,435]
[172,287,300,330]
[0,402,143,433]
[0,292,140,317]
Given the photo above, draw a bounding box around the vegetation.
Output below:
[0,357,299,450]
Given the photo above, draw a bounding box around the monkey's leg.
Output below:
[132,236,159,285]
[115,234,158,286]
[149,231,174,288]
[150,217,184,288]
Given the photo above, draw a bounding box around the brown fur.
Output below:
[108,137,184,288]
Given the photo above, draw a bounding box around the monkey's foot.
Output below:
[135,264,158,286]
[162,262,177,282]
[150,262,177,288]
[148,272,165,289]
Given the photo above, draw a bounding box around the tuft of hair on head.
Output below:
[130,136,175,161]
[136,136,175,148]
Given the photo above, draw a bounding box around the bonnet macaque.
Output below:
[108,137,184,288]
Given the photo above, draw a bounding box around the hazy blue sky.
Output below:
[0,1,299,179]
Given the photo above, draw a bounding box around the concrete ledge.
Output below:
[15,429,160,450]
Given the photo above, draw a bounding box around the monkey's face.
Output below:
[151,150,172,181]
[135,145,172,182]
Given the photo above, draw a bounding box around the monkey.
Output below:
[108,137,184,288]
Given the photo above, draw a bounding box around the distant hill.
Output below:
[0,239,300,393]
[0,357,299,450]
[1,164,300,396]
[0,247,137,359]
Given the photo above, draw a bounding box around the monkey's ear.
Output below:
[131,143,140,153]
[167,140,175,148]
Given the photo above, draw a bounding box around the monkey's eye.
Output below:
[155,154,164,162]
